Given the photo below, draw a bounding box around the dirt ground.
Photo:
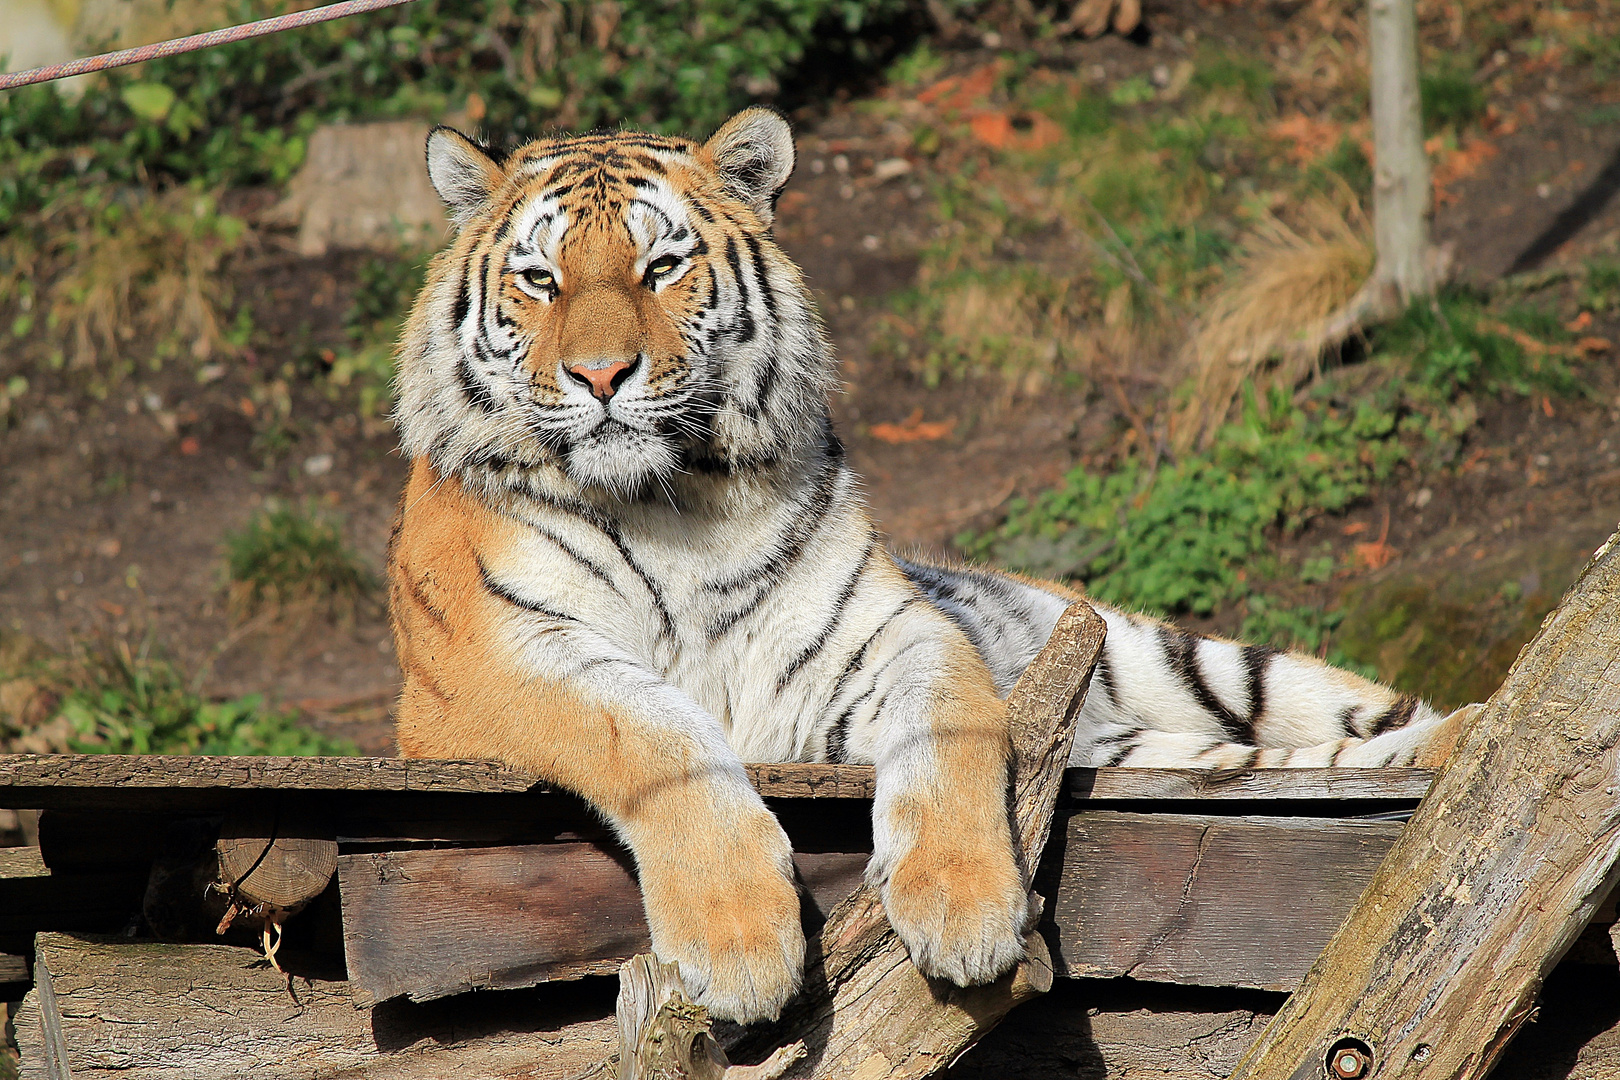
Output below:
[4,0,1619,753]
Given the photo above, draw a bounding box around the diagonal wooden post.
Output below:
[1231,526,1620,1080]
[720,602,1107,1078]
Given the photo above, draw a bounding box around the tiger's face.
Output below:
[394,109,834,501]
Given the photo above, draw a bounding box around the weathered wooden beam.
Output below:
[14,932,618,1080]
[1231,527,1620,1080]
[1070,767,1432,803]
[0,753,1433,812]
[0,755,539,802]
[340,845,869,1007]
[339,809,1405,1003]
[726,602,1107,1078]
[1044,813,1402,991]
[614,954,807,1080]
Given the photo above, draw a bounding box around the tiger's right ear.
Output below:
[426,127,505,228]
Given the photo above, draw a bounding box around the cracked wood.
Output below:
[1231,525,1620,1080]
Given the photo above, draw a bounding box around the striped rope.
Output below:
[0,0,419,92]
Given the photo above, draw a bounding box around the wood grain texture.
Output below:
[725,602,1105,1079]
[0,754,538,798]
[1070,768,1433,803]
[1043,813,1403,991]
[0,753,1432,810]
[338,809,1402,1007]
[217,810,339,909]
[340,844,870,1007]
[1231,525,1620,1080]
[14,932,618,1080]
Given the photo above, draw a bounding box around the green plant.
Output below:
[1420,61,1486,133]
[54,639,355,755]
[970,384,1405,615]
[1583,260,1620,313]
[1238,595,1376,677]
[1373,291,1583,399]
[224,502,376,621]
[968,289,1585,620]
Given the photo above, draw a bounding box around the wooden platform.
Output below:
[2,753,1614,1078]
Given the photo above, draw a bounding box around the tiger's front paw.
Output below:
[641,837,806,1024]
[879,835,1030,986]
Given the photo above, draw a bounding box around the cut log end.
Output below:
[216,811,337,910]
[613,954,805,1080]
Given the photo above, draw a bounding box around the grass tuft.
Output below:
[1178,197,1374,448]
[45,186,248,375]
[224,503,376,623]
[1,635,354,756]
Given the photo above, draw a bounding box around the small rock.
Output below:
[304,453,335,477]
[872,158,912,183]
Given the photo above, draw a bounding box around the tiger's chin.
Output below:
[563,425,681,499]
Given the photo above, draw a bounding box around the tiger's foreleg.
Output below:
[857,630,1031,986]
[390,495,803,1024]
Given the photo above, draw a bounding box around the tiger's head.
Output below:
[393,108,835,502]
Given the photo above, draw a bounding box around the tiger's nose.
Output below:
[566,358,639,401]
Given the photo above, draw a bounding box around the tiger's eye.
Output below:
[644,255,681,284]
[522,268,556,292]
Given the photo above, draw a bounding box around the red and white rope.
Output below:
[0,0,419,92]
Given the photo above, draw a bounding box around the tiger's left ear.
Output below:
[704,107,796,227]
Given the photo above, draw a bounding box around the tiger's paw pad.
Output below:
[881,849,1029,986]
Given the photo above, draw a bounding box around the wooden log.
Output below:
[14,932,619,1079]
[216,810,338,910]
[726,602,1107,1078]
[1231,526,1620,1080]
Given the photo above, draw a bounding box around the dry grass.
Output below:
[45,186,247,370]
[1176,197,1374,449]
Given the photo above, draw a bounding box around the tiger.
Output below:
[386,106,1476,1025]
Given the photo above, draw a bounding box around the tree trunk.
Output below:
[1369,0,1433,302]
[1229,526,1620,1080]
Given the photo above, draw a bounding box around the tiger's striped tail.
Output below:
[897,557,1473,770]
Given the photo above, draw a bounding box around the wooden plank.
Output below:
[0,754,538,805]
[1232,525,1620,1080]
[0,754,1436,810]
[341,810,1406,1005]
[1071,767,1434,803]
[0,846,46,878]
[0,952,27,983]
[14,932,618,1079]
[339,844,869,1007]
[1041,812,1403,992]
